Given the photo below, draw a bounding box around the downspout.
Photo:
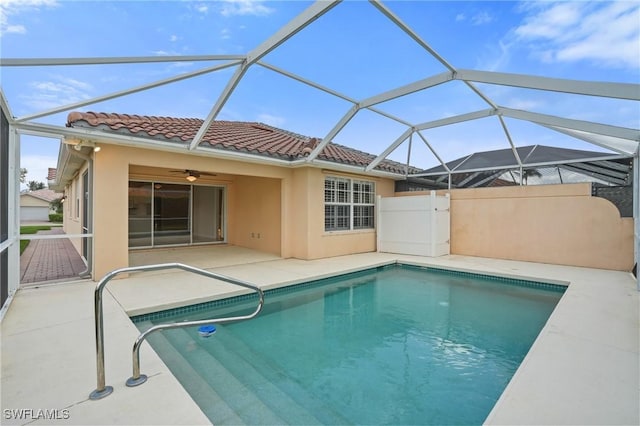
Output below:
[67,145,93,279]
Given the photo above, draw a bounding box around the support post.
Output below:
[634,155,639,291]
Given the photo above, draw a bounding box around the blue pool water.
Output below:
[134,265,564,425]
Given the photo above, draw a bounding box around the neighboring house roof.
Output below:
[418,144,632,187]
[66,111,419,175]
[21,188,62,203]
[422,144,627,174]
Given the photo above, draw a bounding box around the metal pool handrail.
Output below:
[89,262,264,401]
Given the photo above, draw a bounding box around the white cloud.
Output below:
[221,28,231,40]
[3,24,25,34]
[20,154,58,188]
[219,0,274,17]
[471,11,493,26]
[20,76,93,110]
[455,13,466,22]
[514,1,640,70]
[195,3,208,14]
[170,34,178,42]
[257,113,285,127]
[0,0,57,36]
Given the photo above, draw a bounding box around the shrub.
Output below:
[49,213,63,223]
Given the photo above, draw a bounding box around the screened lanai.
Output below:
[1,0,639,310]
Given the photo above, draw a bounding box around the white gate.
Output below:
[377,191,450,257]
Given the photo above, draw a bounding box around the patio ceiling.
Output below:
[0,0,638,177]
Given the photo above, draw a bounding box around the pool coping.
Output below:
[130,261,567,324]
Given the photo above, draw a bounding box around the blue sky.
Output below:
[1,0,639,186]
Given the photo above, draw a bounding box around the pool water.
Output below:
[134,265,564,425]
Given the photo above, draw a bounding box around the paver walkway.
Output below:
[20,228,87,284]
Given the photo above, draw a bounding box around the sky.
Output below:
[1,0,639,188]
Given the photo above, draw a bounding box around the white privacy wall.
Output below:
[377,192,450,257]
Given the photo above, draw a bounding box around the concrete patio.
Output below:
[1,247,638,425]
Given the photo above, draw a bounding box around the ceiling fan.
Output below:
[169,169,217,182]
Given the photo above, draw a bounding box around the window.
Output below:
[324,176,375,231]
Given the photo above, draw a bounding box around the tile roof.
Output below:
[22,188,62,202]
[66,111,417,175]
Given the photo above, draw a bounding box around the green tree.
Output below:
[20,168,27,183]
[50,197,64,214]
[522,168,543,185]
[27,180,45,191]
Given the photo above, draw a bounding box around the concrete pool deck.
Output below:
[1,249,638,425]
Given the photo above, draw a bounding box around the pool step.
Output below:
[159,327,290,425]
[143,326,244,425]
[204,325,351,425]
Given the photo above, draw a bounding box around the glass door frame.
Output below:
[128,179,227,249]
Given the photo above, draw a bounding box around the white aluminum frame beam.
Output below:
[258,61,355,103]
[359,72,453,109]
[634,155,639,291]
[0,89,14,121]
[540,125,639,156]
[497,116,523,168]
[416,130,450,172]
[498,107,639,142]
[0,55,244,66]
[456,69,640,101]
[257,61,413,127]
[189,0,340,151]
[365,127,413,171]
[369,0,455,72]
[416,109,496,131]
[306,104,360,161]
[370,0,498,112]
[16,60,242,123]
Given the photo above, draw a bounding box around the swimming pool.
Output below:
[133,264,565,425]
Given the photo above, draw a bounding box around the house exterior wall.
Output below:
[19,195,50,208]
[230,175,281,255]
[19,195,52,222]
[62,163,88,256]
[397,183,634,271]
[300,168,395,259]
[82,144,397,279]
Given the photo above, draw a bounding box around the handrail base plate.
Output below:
[89,386,113,400]
[126,374,148,387]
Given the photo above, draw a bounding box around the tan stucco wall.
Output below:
[91,145,296,279]
[20,195,50,208]
[397,183,634,271]
[230,175,281,255]
[301,169,395,259]
[82,144,399,279]
[62,163,88,256]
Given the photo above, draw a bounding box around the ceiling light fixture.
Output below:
[186,174,197,182]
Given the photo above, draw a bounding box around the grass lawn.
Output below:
[20,225,52,254]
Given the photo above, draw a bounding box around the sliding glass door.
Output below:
[128,181,225,248]
[154,183,190,245]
